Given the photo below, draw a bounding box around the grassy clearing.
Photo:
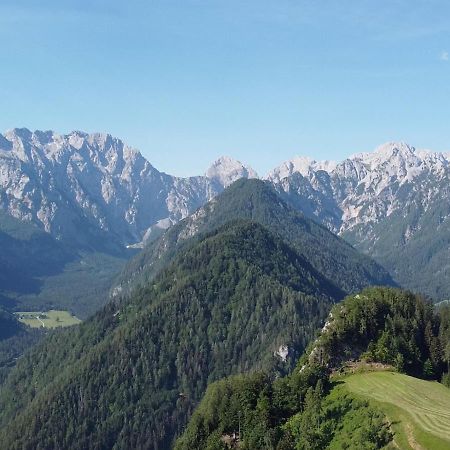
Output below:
[343,371,450,449]
[14,310,81,329]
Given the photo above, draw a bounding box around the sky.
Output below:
[1,0,450,176]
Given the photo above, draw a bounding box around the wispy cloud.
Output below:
[440,50,449,61]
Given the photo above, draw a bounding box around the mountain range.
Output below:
[1,128,450,312]
[114,178,393,299]
[1,128,449,450]
[0,220,338,448]
[0,128,256,249]
[0,129,257,315]
[269,141,450,299]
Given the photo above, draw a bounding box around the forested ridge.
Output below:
[308,287,450,378]
[0,221,337,449]
[115,179,394,298]
[176,288,450,450]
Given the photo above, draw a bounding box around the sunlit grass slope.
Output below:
[344,371,450,450]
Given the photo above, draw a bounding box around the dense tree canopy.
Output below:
[0,221,336,449]
[176,287,450,450]
[116,179,394,299]
[311,287,450,379]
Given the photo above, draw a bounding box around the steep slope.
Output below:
[342,188,450,300]
[114,178,394,298]
[0,210,72,297]
[176,287,450,450]
[0,128,256,248]
[0,128,256,314]
[0,221,335,449]
[0,210,128,318]
[0,307,22,341]
[269,142,450,300]
[0,307,42,384]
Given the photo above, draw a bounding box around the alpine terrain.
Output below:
[113,178,394,299]
[0,129,256,315]
[0,220,338,449]
[268,142,450,300]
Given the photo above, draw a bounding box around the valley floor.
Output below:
[342,371,450,450]
[14,310,81,328]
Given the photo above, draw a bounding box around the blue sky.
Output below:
[1,1,450,176]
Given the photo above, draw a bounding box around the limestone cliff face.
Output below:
[0,128,256,248]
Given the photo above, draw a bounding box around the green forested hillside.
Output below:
[0,307,42,384]
[176,288,450,450]
[115,179,394,299]
[308,287,449,378]
[0,221,336,449]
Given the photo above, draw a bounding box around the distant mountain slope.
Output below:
[0,307,41,384]
[0,128,256,249]
[342,188,450,301]
[268,142,450,300]
[0,210,71,294]
[0,128,257,314]
[0,221,335,449]
[114,178,395,298]
[0,210,128,318]
[0,307,22,341]
[3,129,449,307]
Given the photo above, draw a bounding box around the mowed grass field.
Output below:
[344,371,450,450]
[14,310,81,329]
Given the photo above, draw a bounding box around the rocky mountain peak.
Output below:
[4,127,33,141]
[205,155,258,187]
[0,130,258,248]
[374,141,415,157]
[350,141,419,170]
[266,156,337,182]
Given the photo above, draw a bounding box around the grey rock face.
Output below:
[0,129,256,248]
[268,142,450,238]
[3,130,450,299]
[267,142,450,299]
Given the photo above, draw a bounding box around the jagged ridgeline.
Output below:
[176,287,450,450]
[114,179,395,298]
[0,221,338,449]
[269,142,450,302]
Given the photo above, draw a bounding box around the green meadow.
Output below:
[14,310,81,329]
[343,371,450,450]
